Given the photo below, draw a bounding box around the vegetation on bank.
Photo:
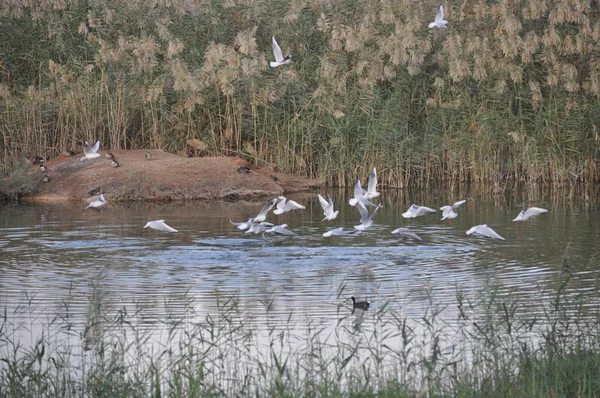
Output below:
[0,0,599,185]
[1,263,600,397]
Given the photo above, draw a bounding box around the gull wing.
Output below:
[318,194,330,212]
[272,37,284,62]
[356,202,370,224]
[255,198,277,221]
[435,5,444,24]
[452,199,467,209]
[91,140,100,153]
[284,200,305,211]
[367,168,378,195]
[275,196,287,211]
[391,227,422,241]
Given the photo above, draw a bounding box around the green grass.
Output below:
[1,262,600,397]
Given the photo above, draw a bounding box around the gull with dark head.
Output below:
[273,196,305,215]
[429,5,447,29]
[80,140,101,161]
[318,193,339,222]
[402,204,436,218]
[270,37,291,67]
[512,207,548,222]
[354,203,383,231]
[466,224,504,240]
[440,199,467,220]
[144,220,178,233]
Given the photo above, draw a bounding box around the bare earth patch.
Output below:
[26,150,321,202]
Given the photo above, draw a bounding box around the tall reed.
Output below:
[0,0,598,186]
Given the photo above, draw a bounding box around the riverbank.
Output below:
[22,150,320,202]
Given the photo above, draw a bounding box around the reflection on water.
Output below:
[0,186,599,347]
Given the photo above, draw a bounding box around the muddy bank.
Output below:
[25,150,321,202]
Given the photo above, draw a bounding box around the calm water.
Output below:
[1,186,599,346]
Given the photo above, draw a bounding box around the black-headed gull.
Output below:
[318,194,339,221]
[428,5,447,29]
[245,222,274,234]
[144,220,178,233]
[354,203,383,231]
[270,37,291,67]
[273,196,305,215]
[512,207,548,222]
[402,204,436,218]
[391,227,422,241]
[349,180,377,207]
[85,194,107,209]
[440,199,467,220]
[80,140,101,161]
[466,224,504,240]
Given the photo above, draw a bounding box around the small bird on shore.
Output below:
[270,36,291,67]
[105,151,115,160]
[429,5,447,29]
[466,224,504,240]
[63,150,75,157]
[237,166,251,174]
[39,164,47,172]
[145,151,152,160]
[86,194,108,209]
[42,174,51,183]
[144,220,178,233]
[111,160,119,168]
[512,207,548,222]
[351,296,370,312]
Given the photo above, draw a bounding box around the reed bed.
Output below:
[1,261,600,397]
[0,0,599,186]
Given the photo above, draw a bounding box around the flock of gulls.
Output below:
[75,139,548,238]
[225,167,548,241]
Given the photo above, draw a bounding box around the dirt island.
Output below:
[26,150,321,202]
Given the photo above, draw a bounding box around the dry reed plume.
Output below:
[0,0,598,186]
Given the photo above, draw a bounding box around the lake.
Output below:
[1,184,599,393]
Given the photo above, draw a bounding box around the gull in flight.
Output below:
[512,207,548,222]
[466,224,504,240]
[318,194,339,221]
[230,198,278,230]
[391,227,422,241]
[270,37,291,67]
[273,196,306,215]
[365,168,380,199]
[349,180,377,207]
[85,194,107,209]
[354,203,383,231]
[245,222,274,234]
[322,227,359,237]
[402,204,436,218]
[440,199,467,220]
[428,5,447,29]
[263,224,298,236]
[80,140,101,161]
[229,218,255,231]
[144,220,178,233]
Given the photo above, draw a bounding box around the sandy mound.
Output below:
[27,150,320,202]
